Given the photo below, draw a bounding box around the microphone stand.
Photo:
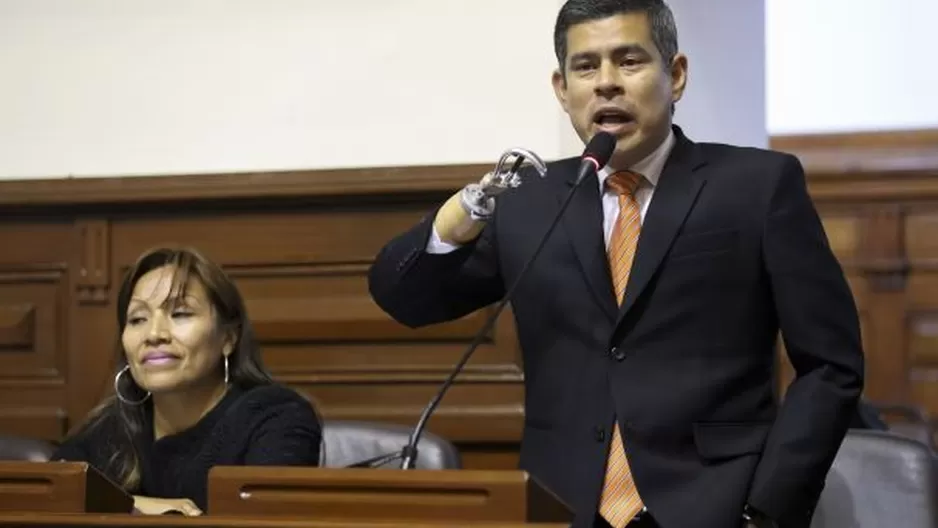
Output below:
[346,143,609,470]
[345,450,407,469]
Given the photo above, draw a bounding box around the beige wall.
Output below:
[766,0,938,135]
[0,0,931,180]
[0,0,570,179]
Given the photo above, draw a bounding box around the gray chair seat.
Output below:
[0,434,57,462]
[811,430,938,527]
[320,420,461,470]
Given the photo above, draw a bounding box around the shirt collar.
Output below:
[597,128,676,192]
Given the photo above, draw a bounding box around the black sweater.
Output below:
[53,384,322,511]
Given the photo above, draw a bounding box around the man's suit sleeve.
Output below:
[747,154,864,525]
[368,208,505,329]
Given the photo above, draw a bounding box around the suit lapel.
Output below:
[616,129,708,325]
[555,163,619,321]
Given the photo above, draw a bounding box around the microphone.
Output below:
[575,132,617,186]
[348,132,617,470]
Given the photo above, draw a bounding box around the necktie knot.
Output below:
[606,171,643,196]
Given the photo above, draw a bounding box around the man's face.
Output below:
[552,13,687,168]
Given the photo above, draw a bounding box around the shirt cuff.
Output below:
[426,225,464,254]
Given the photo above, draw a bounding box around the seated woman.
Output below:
[54,246,322,516]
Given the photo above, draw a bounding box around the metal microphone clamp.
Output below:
[460,147,549,221]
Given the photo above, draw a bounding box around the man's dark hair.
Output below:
[553,0,679,73]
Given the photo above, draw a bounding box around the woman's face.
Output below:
[122,265,232,395]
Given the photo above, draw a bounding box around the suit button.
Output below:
[594,427,606,442]
[610,347,626,362]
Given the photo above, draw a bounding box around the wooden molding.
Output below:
[770,128,938,150]
[768,129,938,203]
[0,304,35,350]
[0,164,491,209]
[74,220,111,305]
[771,128,938,178]
[0,130,935,208]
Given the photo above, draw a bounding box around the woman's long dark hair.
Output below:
[64,246,274,491]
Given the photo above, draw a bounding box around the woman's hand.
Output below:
[132,495,203,516]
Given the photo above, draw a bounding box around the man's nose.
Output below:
[594,60,623,96]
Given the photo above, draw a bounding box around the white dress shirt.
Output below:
[428,129,676,253]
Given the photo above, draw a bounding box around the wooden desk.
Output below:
[0,514,568,528]
[208,467,571,524]
[0,462,132,514]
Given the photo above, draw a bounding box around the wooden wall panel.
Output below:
[0,222,73,441]
[773,129,938,425]
[0,130,936,465]
[0,282,62,377]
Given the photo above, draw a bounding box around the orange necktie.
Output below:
[598,170,645,527]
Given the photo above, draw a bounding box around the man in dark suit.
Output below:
[368,1,864,527]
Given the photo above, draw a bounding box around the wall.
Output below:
[0,0,566,178]
[3,1,934,181]
[766,0,938,134]
[666,0,766,148]
[2,0,768,179]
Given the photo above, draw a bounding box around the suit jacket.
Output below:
[368,126,864,528]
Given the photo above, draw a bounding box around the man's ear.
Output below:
[552,69,570,113]
[669,52,688,105]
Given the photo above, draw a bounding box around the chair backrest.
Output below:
[320,420,461,470]
[887,422,938,453]
[0,434,57,462]
[811,430,938,528]
[864,401,938,452]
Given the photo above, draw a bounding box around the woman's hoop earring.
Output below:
[224,356,230,385]
[114,365,150,406]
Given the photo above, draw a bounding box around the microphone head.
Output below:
[582,132,617,170]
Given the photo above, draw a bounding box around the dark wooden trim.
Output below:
[771,128,938,179]
[770,128,938,150]
[1,129,936,209]
[766,129,938,203]
[0,164,491,208]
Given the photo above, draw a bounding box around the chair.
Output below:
[0,433,57,462]
[320,420,461,470]
[810,430,938,528]
[868,402,938,452]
